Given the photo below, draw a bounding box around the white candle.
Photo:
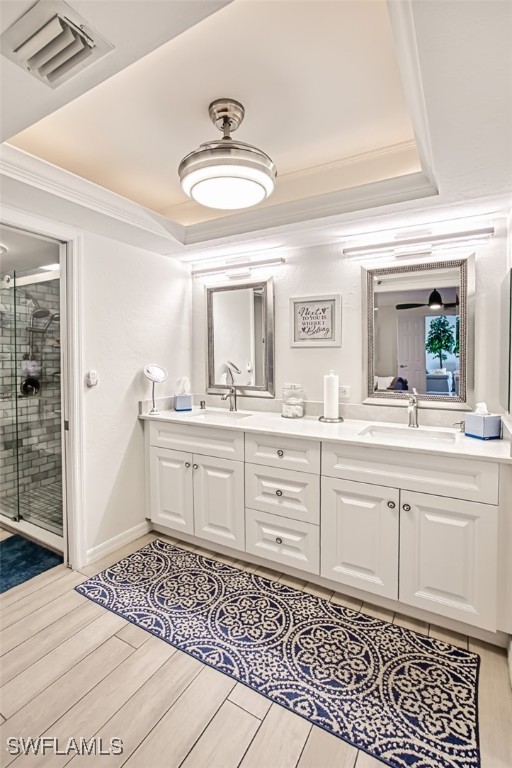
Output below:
[324,370,339,420]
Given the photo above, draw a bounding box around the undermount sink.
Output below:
[358,424,457,443]
[189,410,252,422]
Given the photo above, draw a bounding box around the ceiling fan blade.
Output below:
[444,295,460,308]
[396,303,427,310]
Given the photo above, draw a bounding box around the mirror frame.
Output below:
[206,278,275,398]
[364,258,471,404]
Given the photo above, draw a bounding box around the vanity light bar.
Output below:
[342,227,495,259]
[191,256,286,277]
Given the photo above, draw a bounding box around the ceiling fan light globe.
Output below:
[178,102,276,210]
[181,163,274,209]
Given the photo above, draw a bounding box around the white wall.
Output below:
[192,217,509,418]
[81,232,191,555]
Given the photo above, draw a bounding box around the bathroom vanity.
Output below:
[141,408,512,641]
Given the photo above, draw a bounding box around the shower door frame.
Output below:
[1,206,86,569]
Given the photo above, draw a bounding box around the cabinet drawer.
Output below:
[245,433,320,474]
[149,421,244,461]
[322,443,499,504]
[245,463,320,524]
[246,508,319,575]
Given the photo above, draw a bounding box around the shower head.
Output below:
[32,308,50,319]
[43,311,60,331]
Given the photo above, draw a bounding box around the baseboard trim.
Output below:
[86,521,151,565]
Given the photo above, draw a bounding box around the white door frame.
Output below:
[1,205,86,569]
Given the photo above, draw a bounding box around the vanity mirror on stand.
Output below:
[206,278,275,397]
[364,258,474,404]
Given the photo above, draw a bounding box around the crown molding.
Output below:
[0,143,186,246]
[182,171,438,245]
[387,0,435,186]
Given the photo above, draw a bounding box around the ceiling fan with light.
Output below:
[396,289,459,311]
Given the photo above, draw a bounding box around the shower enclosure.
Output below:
[0,232,65,551]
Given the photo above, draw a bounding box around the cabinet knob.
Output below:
[402,503,411,511]
[387,501,395,509]
[275,537,283,545]
[277,449,284,457]
[276,489,283,497]
[193,464,199,470]
[185,462,191,468]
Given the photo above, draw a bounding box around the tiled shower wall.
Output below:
[0,279,62,534]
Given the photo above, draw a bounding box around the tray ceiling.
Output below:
[6,0,420,226]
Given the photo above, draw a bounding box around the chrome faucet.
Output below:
[221,386,237,412]
[221,360,241,412]
[407,388,419,428]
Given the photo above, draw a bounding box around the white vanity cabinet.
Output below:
[148,423,245,551]
[321,446,499,631]
[144,414,507,636]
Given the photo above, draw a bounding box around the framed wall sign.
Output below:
[290,294,341,347]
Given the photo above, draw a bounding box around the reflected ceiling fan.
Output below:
[396,289,459,311]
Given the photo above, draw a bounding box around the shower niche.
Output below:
[0,226,64,546]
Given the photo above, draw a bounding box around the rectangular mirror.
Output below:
[207,279,274,397]
[365,259,470,402]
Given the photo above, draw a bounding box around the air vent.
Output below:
[0,0,114,88]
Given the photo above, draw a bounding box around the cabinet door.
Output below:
[321,477,399,599]
[194,456,245,552]
[399,491,497,630]
[150,448,194,534]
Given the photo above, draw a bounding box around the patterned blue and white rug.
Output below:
[76,539,480,768]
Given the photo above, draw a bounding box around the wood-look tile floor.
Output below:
[1,533,511,767]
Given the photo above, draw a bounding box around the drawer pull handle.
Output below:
[275,537,283,545]
[277,450,284,457]
[185,462,191,468]
[193,464,199,470]
[276,490,283,497]
[387,501,395,509]
[403,503,411,512]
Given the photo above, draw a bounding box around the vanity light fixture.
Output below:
[191,256,285,278]
[341,226,494,260]
[178,99,277,210]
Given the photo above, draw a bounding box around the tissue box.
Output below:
[174,395,192,412]
[464,413,502,440]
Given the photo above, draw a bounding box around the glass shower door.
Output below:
[14,269,63,537]
[0,271,20,522]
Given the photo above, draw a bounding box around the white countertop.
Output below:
[140,407,512,464]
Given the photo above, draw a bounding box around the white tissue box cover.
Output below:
[464,413,502,440]
[174,395,192,411]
